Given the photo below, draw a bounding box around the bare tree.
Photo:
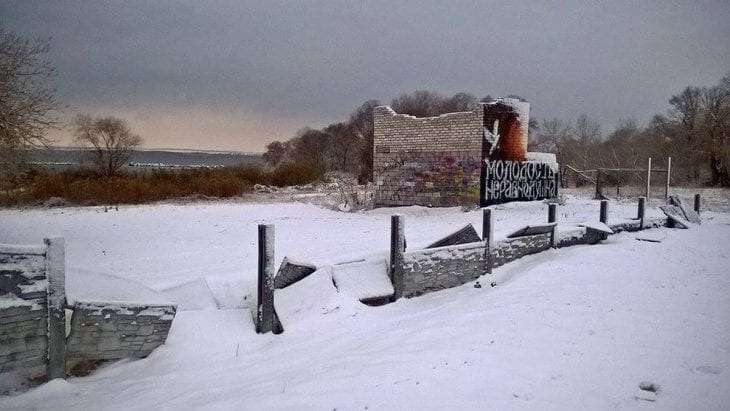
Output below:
[573,114,601,170]
[700,75,730,186]
[73,115,142,178]
[262,140,287,166]
[0,26,59,191]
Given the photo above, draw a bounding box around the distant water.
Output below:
[27,148,264,169]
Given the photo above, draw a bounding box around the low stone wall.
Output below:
[397,215,672,299]
[1,239,177,390]
[401,242,487,297]
[492,233,552,269]
[66,301,176,372]
[0,246,49,390]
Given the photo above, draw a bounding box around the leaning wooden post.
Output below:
[694,193,701,216]
[638,196,646,229]
[599,200,609,240]
[646,157,652,199]
[256,224,276,334]
[664,157,672,199]
[482,208,493,274]
[390,215,405,300]
[548,203,558,248]
[45,237,66,379]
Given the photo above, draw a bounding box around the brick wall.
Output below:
[0,246,49,391]
[66,301,176,372]
[373,106,484,207]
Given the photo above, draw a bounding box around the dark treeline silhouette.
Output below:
[533,74,729,187]
[267,75,729,187]
[263,91,495,183]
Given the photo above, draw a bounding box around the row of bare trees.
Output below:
[263,91,509,182]
[1,26,143,190]
[532,74,730,186]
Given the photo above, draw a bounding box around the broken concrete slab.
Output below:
[506,223,557,239]
[274,257,317,289]
[426,224,482,248]
[660,205,690,229]
[667,195,701,224]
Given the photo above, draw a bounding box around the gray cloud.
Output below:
[2,0,729,149]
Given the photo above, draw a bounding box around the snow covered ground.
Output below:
[1,193,729,409]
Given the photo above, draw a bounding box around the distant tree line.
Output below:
[263,91,502,183]
[266,75,729,187]
[532,74,730,187]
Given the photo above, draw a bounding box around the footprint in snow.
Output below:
[634,381,660,402]
[693,365,722,375]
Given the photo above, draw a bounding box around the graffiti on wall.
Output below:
[482,160,558,205]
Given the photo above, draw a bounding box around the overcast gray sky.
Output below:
[2,0,729,151]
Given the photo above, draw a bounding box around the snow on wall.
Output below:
[1,241,178,389]
[401,242,487,297]
[0,249,49,392]
[66,301,176,372]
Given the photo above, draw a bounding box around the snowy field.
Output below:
[1,193,729,410]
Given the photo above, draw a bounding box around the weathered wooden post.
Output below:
[638,196,646,229]
[256,224,276,334]
[482,208,493,274]
[665,157,672,199]
[646,157,652,199]
[599,200,609,225]
[694,193,701,216]
[548,203,558,248]
[45,237,66,379]
[390,215,405,300]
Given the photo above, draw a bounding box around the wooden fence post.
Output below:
[638,196,646,229]
[256,224,276,334]
[694,193,701,216]
[548,203,557,248]
[665,157,672,199]
[390,215,405,300]
[646,157,652,199]
[45,237,66,379]
[482,208,493,274]
[600,200,609,225]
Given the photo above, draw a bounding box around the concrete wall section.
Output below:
[491,234,552,268]
[399,234,552,298]
[401,242,487,298]
[66,301,176,372]
[373,106,484,207]
[0,248,49,390]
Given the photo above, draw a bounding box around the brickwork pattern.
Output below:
[66,302,176,371]
[373,106,484,207]
[0,250,49,389]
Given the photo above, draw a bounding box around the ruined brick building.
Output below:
[373,98,558,207]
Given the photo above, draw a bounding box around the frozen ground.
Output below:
[0,192,729,409]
